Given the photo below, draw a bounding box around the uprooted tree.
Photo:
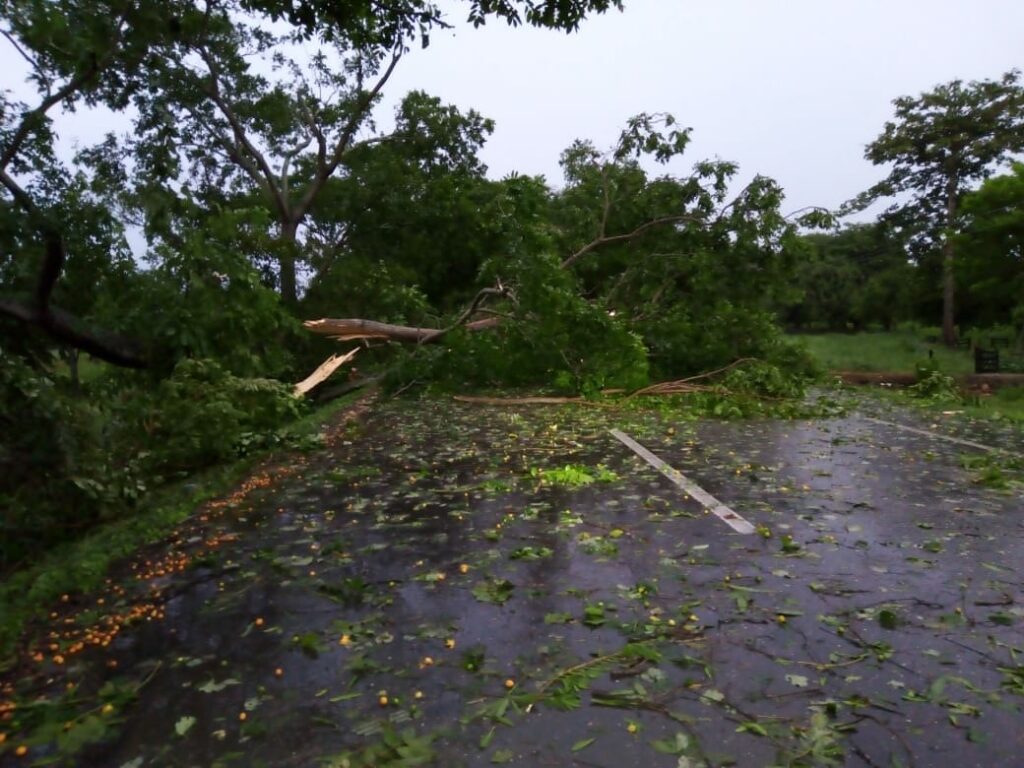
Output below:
[305,113,827,394]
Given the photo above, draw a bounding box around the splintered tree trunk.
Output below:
[294,348,359,396]
[941,173,959,347]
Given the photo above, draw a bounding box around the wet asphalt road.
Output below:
[3,395,1023,767]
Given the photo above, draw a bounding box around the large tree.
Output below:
[956,163,1024,343]
[0,0,624,363]
[850,70,1024,345]
[308,114,825,385]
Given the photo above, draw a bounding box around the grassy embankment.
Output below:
[793,331,974,375]
[0,392,364,662]
[793,331,1024,422]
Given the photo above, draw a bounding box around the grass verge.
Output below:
[951,386,1024,423]
[792,332,974,374]
[862,379,1024,425]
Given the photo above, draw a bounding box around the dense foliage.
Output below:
[0,0,634,566]
[956,163,1024,343]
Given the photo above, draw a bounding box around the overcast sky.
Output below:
[4,0,1023,220]
[378,0,1024,215]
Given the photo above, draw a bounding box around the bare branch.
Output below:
[0,297,146,368]
[196,46,288,218]
[0,160,146,367]
[295,49,402,220]
[418,285,508,345]
[783,204,833,221]
[280,135,312,202]
[1,28,50,96]
[0,61,102,170]
[304,316,500,344]
[628,358,758,398]
[302,106,328,171]
[561,214,701,269]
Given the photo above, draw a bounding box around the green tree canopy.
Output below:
[956,163,1024,339]
[850,69,1024,345]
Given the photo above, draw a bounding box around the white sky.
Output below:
[380,0,1024,215]
[3,0,1023,220]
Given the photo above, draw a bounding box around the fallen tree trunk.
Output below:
[453,395,614,407]
[303,209,694,346]
[304,316,499,344]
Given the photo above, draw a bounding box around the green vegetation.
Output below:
[2,0,825,573]
[795,332,974,374]
[0,0,1023,735]
[848,71,1024,345]
[895,383,1024,424]
[960,452,1023,490]
[529,464,619,487]
[0,391,361,660]
[963,387,1024,423]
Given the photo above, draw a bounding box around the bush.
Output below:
[908,370,960,403]
[1,352,95,566]
[639,303,817,381]
[125,359,304,472]
[0,353,305,570]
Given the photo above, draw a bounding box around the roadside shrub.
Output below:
[908,370,960,403]
[0,352,306,570]
[129,359,304,472]
[640,303,817,382]
[1,353,93,567]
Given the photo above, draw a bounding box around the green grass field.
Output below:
[793,332,1024,423]
[792,332,975,375]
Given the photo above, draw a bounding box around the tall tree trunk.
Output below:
[62,347,80,389]
[278,221,299,305]
[941,173,959,347]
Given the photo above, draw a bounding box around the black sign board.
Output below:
[974,347,999,374]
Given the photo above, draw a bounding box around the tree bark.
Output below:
[941,170,959,347]
[278,221,299,305]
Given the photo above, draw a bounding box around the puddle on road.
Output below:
[3,399,1023,767]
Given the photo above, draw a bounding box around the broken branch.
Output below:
[293,347,359,396]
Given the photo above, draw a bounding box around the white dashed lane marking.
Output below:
[862,416,1021,457]
[610,429,756,535]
